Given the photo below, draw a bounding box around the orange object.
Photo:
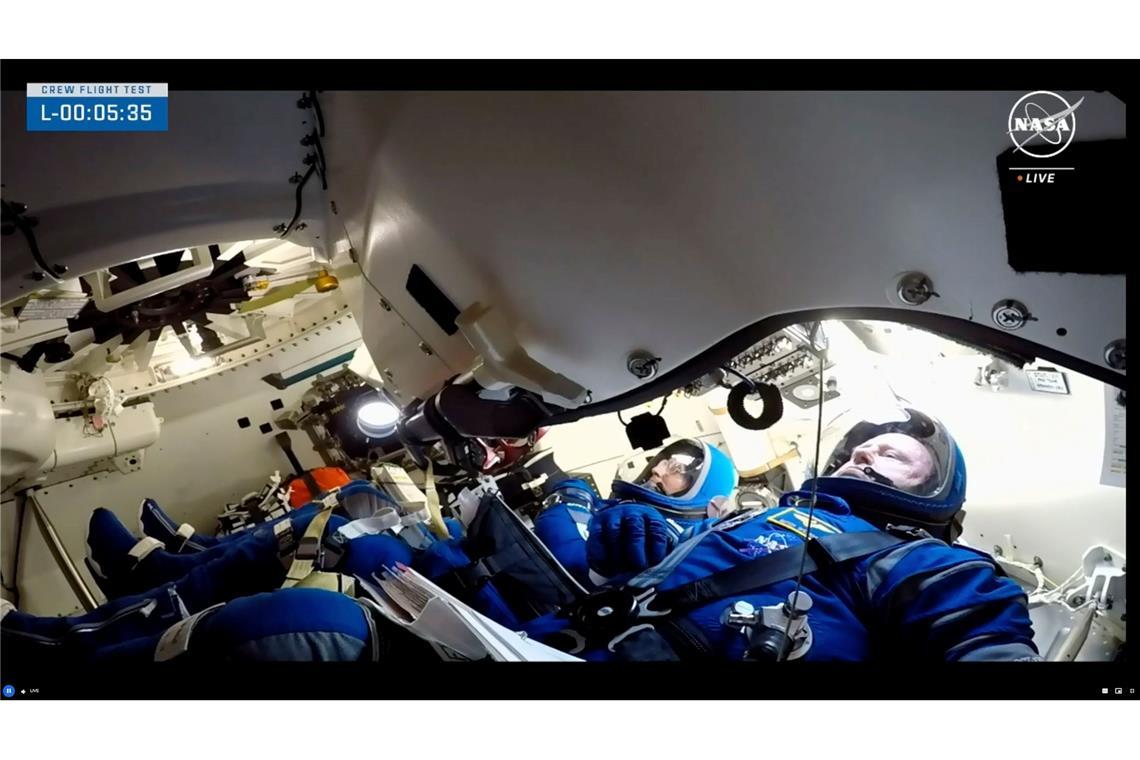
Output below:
[288,467,353,508]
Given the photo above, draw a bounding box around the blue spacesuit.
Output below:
[520,414,1039,662]
[2,409,1039,664]
[2,482,450,665]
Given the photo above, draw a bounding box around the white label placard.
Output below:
[1025,368,1069,395]
[1100,386,1126,488]
[19,296,89,320]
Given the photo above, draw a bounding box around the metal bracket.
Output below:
[26,490,99,612]
[85,247,215,313]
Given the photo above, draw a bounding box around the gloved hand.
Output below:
[587,504,680,579]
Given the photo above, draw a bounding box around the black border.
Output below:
[0,59,1132,702]
[1,660,1136,700]
[0,59,1134,92]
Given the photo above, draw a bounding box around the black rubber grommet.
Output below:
[726,381,784,430]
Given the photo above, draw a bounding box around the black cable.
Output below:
[308,90,326,137]
[777,322,825,662]
[280,164,317,238]
[722,365,756,390]
[1,199,64,281]
[312,136,329,190]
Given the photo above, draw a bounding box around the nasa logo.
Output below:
[1007,91,1084,159]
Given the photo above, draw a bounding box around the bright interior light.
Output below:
[167,355,216,377]
[356,399,400,437]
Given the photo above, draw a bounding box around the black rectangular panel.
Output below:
[997,139,1126,275]
[406,264,460,336]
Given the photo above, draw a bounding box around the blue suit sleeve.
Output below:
[533,502,593,588]
[853,539,1041,661]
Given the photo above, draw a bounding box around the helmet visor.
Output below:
[631,439,707,497]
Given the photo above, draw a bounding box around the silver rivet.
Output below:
[597,606,614,617]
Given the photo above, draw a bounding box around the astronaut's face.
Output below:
[644,457,693,495]
[833,433,934,492]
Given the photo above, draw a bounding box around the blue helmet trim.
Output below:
[610,440,739,518]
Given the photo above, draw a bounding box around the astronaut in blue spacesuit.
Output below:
[1,407,1038,664]
[0,483,448,666]
[524,409,1040,662]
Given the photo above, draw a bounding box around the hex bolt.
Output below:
[1033,556,1043,568]
[992,545,1003,556]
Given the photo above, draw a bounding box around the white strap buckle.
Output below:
[128,536,164,562]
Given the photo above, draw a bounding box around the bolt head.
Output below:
[627,351,661,379]
[992,300,1030,331]
[897,272,935,306]
[1104,340,1126,371]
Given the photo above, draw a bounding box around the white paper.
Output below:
[335,511,401,540]
[1100,385,1126,488]
[358,567,583,662]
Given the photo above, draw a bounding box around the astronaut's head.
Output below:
[830,431,938,495]
[805,407,967,539]
[612,438,739,520]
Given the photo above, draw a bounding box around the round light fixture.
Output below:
[792,384,820,401]
[356,399,400,438]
